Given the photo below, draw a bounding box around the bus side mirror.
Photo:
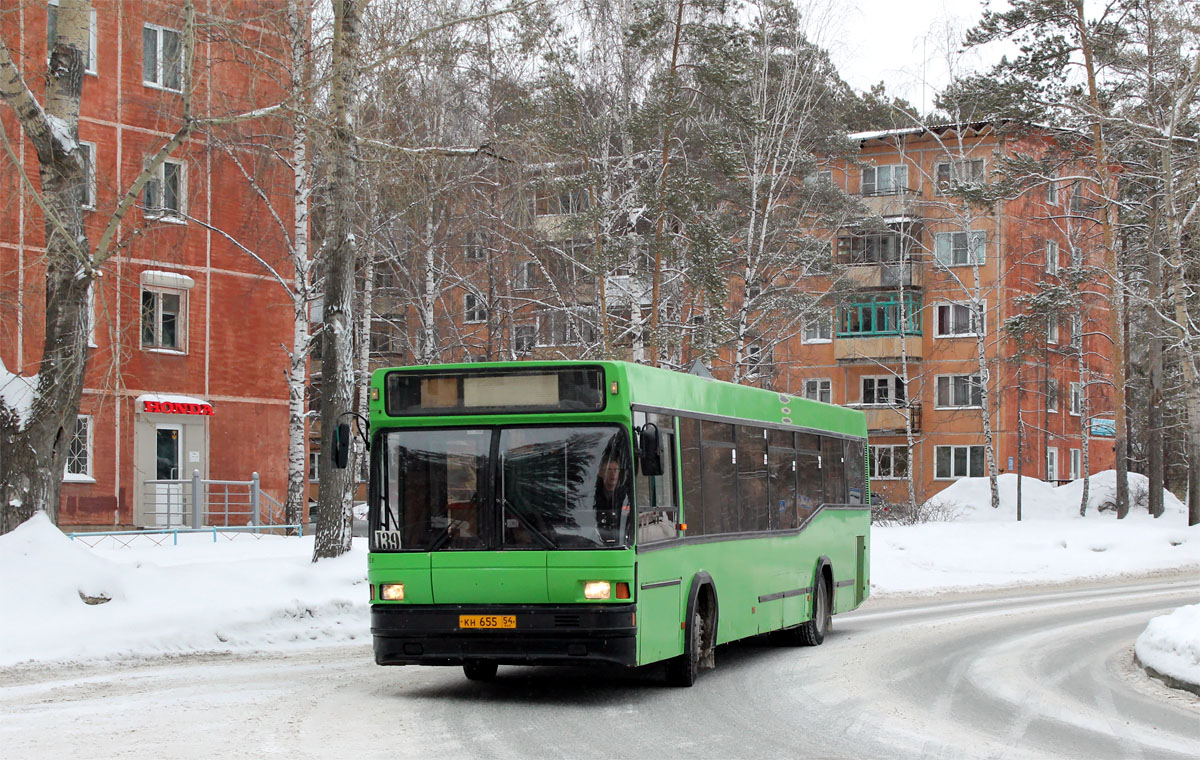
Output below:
[638,422,663,477]
[332,422,350,469]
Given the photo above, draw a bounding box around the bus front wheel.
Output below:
[667,610,706,687]
[463,660,498,681]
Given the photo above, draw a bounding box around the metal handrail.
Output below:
[68,524,304,547]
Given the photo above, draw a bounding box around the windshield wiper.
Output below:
[427,525,453,552]
[501,498,556,549]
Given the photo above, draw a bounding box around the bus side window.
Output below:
[845,440,865,505]
[767,429,797,530]
[737,425,769,532]
[796,435,822,522]
[635,412,679,543]
[701,421,737,534]
[679,417,703,536]
[823,436,846,504]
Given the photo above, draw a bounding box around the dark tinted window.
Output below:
[797,450,822,521]
[737,426,769,531]
[679,417,703,535]
[845,440,865,504]
[768,438,798,529]
[702,444,737,534]
[823,436,846,504]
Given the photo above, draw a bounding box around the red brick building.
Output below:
[1,1,295,527]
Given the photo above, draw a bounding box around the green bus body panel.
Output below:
[367,361,870,668]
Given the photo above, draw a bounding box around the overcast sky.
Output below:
[821,0,999,115]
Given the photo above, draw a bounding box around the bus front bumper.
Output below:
[371,604,637,667]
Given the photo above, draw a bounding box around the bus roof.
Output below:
[370,361,866,439]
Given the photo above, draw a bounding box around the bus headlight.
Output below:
[381,583,405,601]
[584,581,611,600]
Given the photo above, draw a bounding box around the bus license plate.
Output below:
[459,615,516,629]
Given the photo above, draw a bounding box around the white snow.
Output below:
[0,471,1195,687]
[140,270,196,289]
[0,357,37,428]
[1135,604,1200,688]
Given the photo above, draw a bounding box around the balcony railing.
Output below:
[850,403,922,434]
[841,262,923,289]
[833,335,923,362]
[859,189,920,218]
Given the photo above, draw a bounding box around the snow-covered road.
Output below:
[3,573,1196,759]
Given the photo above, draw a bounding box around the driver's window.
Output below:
[634,411,679,543]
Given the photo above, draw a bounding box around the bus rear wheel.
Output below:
[463,660,498,681]
[797,574,831,646]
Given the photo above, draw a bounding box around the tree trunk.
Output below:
[0,2,92,534]
[1146,199,1164,518]
[313,0,362,561]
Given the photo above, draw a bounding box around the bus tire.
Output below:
[666,610,704,687]
[463,660,498,681]
[797,573,831,647]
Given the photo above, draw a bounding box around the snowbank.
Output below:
[0,513,369,667]
[925,470,1187,522]
[1135,605,1200,694]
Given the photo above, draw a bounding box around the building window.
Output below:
[935,374,982,408]
[86,280,97,348]
[1046,447,1059,481]
[934,301,983,338]
[144,158,184,218]
[935,158,985,192]
[861,375,905,406]
[1070,382,1082,415]
[464,231,486,261]
[1070,181,1084,213]
[143,24,182,91]
[1047,378,1059,413]
[141,288,186,351]
[1046,174,1059,205]
[934,230,986,267]
[1045,240,1059,275]
[535,187,588,216]
[837,293,922,337]
[838,232,905,264]
[1069,448,1081,480]
[746,341,773,376]
[64,415,92,480]
[861,164,908,196]
[515,260,539,290]
[1047,317,1059,345]
[514,324,535,354]
[935,444,986,479]
[369,317,403,356]
[308,450,320,482]
[803,378,831,404]
[802,314,832,343]
[78,142,95,209]
[48,1,98,74]
[537,309,595,346]
[871,444,907,480]
[463,292,486,324]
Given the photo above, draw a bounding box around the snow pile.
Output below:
[0,513,369,667]
[925,470,1187,522]
[1135,604,1200,691]
[0,357,37,427]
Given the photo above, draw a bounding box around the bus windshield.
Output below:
[373,425,633,551]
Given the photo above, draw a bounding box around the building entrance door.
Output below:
[155,424,184,526]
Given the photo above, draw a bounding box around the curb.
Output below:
[1134,653,1200,697]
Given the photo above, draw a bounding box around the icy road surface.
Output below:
[2,575,1197,760]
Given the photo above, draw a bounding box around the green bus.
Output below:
[344,360,870,686]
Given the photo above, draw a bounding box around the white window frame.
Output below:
[861,164,908,196]
[1045,240,1059,275]
[934,230,986,267]
[935,373,983,409]
[514,324,535,354]
[79,141,96,210]
[514,260,538,290]
[464,231,486,261]
[141,286,187,353]
[1046,174,1059,206]
[934,300,984,338]
[86,280,97,348]
[803,378,832,404]
[463,291,487,324]
[934,444,987,480]
[144,158,186,220]
[48,1,98,75]
[142,23,182,92]
[1047,378,1059,413]
[802,314,832,344]
[935,158,985,193]
[871,444,908,480]
[1069,448,1081,480]
[308,450,320,482]
[860,375,904,407]
[1069,382,1082,416]
[1046,446,1059,481]
[1047,317,1059,345]
[63,414,94,482]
